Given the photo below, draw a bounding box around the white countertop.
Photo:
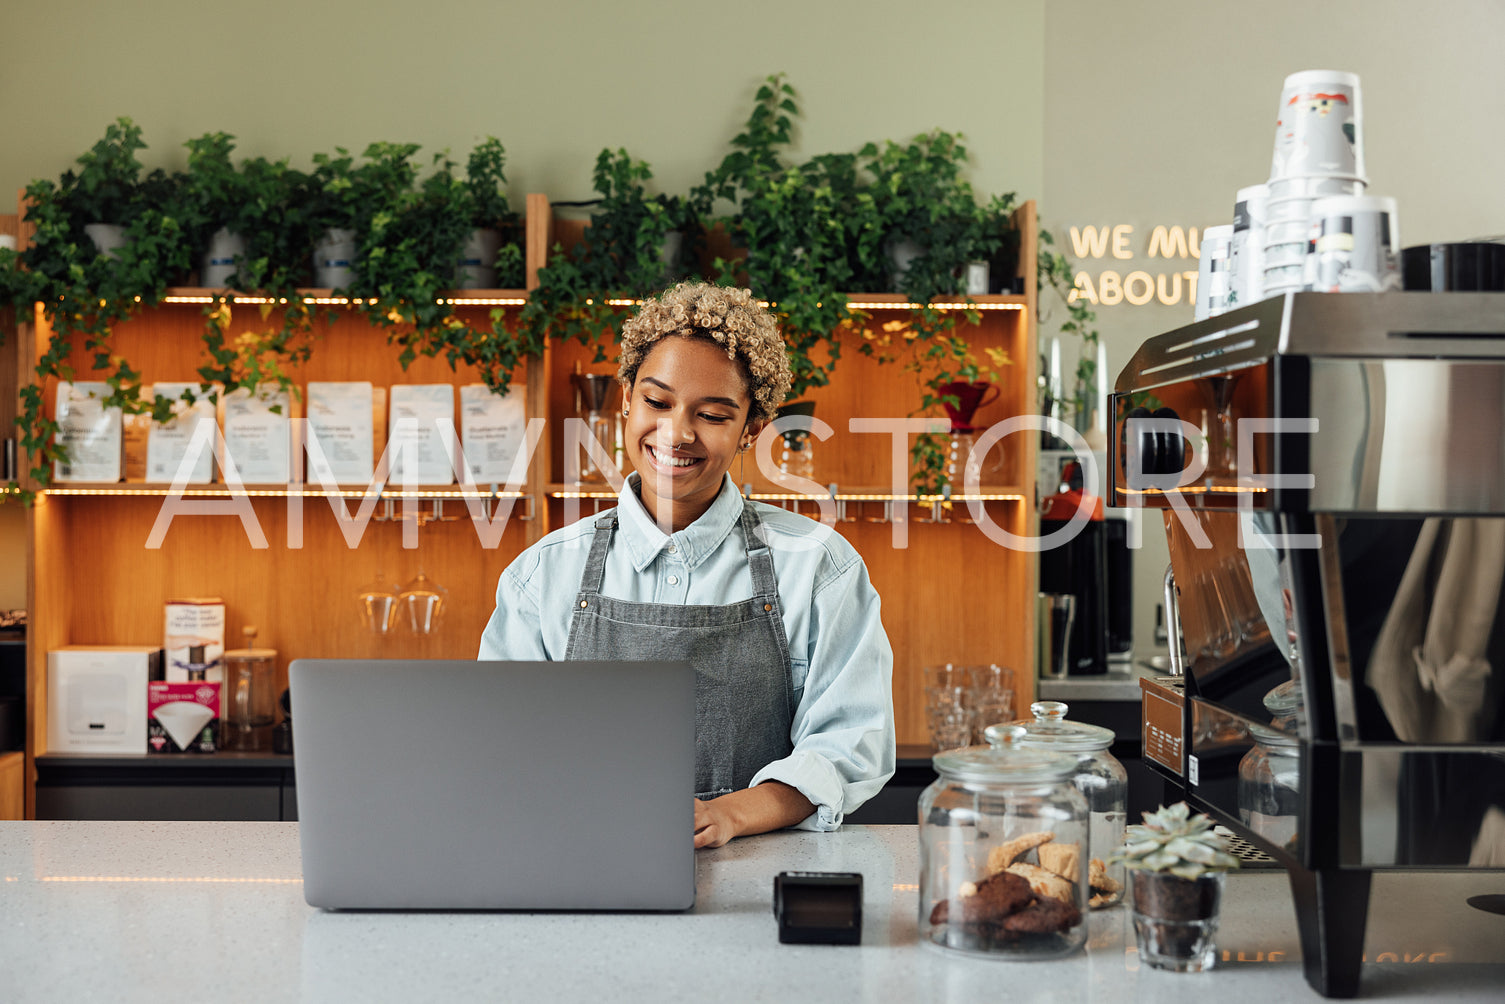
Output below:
[1,821,1502,1003]
[1036,662,1160,702]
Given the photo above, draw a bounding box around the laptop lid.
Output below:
[290,659,696,911]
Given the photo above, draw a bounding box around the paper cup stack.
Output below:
[1226,184,1270,309]
[1195,225,1234,320]
[1264,70,1367,297]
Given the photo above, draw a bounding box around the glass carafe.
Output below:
[918,726,1089,959]
[988,700,1127,908]
[222,626,278,751]
[571,371,619,484]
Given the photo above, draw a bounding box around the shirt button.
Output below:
[668,575,679,585]
[667,542,677,553]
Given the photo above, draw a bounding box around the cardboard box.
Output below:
[147,681,220,753]
[47,647,162,754]
[165,599,225,715]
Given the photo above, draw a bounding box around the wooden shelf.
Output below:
[9,194,1042,818]
[40,484,528,499]
[157,287,529,305]
[546,483,1027,502]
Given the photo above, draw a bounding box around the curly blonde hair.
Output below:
[617,282,791,424]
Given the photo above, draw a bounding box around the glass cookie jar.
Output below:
[918,727,1089,959]
[988,701,1128,909]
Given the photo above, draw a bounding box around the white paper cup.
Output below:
[1270,69,1364,183]
[1265,220,1312,246]
[1228,184,1269,309]
[1268,174,1365,200]
[1264,263,1307,291]
[1195,225,1234,321]
[1263,241,1308,268]
[1266,195,1316,225]
[1308,194,1402,292]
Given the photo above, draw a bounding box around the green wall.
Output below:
[1042,0,1505,660]
[1,0,1046,209]
[7,0,1505,656]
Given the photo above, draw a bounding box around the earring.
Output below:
[622,407,629,418]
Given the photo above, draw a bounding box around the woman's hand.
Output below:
[693,781,816,849]
[693,797,737,849]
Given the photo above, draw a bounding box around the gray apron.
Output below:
[563,503,795,799]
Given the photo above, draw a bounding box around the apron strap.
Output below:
[738,505,779,601]
[578,514,618,598]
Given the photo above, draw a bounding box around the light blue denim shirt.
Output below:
[478,473,896,830]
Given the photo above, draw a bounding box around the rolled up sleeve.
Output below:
[749,553,896,830]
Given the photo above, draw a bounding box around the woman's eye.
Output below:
[644,397,669,410]
[700,413,732,423]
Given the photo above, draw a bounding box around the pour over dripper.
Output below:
[938,381,999,432]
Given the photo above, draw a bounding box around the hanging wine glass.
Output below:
[399,568,449,635]
[356,570,400,636]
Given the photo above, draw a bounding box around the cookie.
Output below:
[984,831,1055,874]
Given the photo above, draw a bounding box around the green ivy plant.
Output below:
[521,147,689,361]
[5,130,542,502]
[461,137,525,288]
[858,131,1019,495]
[695,74,863,403]
[13,118,194,496]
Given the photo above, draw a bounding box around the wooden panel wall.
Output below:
[16,194,1043,814]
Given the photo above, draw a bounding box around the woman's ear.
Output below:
[743,417,767,450]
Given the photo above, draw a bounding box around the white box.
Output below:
[47,646,161,754]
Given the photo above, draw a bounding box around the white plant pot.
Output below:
[312,228,358,289]
[887,238,924,292]
[964,261,990,296]
[454,228,502,289]
[659,229,685,281]
[201,227,247,288]
[84,223,129,259]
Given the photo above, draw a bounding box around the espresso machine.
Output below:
[1111,291,1505,997]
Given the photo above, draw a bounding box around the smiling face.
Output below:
[624,335,763,531]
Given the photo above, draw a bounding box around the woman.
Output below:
[479,282,895,848]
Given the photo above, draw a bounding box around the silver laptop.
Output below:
[289,659,696,911]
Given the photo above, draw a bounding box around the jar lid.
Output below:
[223,648,277,661]
[990,701,1115,752]
[1249,722,1301,746]
[933,726,1079,784]
[1262,679,1304,717]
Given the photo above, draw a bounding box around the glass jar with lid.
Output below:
[987,700,1128,909]
[918,726,1089,959]
[1238,723,1301,849]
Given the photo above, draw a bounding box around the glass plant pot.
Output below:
[1129,870,1226,972]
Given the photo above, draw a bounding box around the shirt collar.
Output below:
[615,472,745,571]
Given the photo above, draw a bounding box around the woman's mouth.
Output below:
[645,444,703,471]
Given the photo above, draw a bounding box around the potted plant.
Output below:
[453,137,523,290]
[306,141,419,290]
[173,132,311,290]
[1110,802,1240,972]
[522,147,691,357]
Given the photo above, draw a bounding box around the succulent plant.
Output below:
[1110,802,1240,879]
